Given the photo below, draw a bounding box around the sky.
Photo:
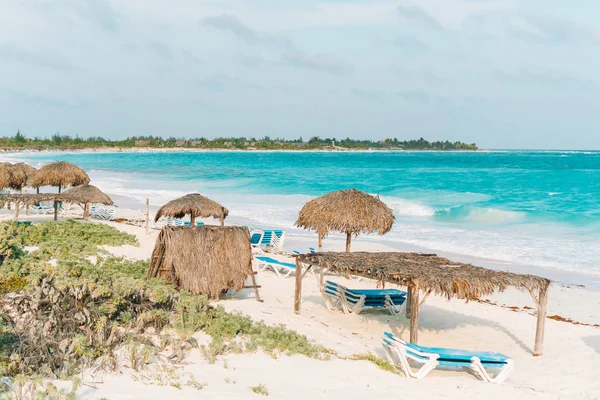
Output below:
[0,0,598,149]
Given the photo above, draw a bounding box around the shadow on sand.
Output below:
[303,294,532,354]
[582,336,600,354]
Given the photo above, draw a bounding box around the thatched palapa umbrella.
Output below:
[13,163,37,190]
[28,161,90,221]
[0,163,19,191]
[61,185,114,221]
[155,193,229,226]
[295,189,395,252]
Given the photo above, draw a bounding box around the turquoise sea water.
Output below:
[9,150,600,279]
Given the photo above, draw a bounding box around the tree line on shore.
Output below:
[0,130,479,151]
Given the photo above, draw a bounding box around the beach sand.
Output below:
[1,209,599,399]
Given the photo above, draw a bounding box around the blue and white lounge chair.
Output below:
[382,332,514,384]
[250,230,265,252]
[323,281,407,315]
[166,217,204,227]
[90,206,115,221]
[250,229,286,253]
[32,201,55,215]
[254,256,297,278]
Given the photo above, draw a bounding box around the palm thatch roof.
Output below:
[61,185,113,206]
[147,226,252,299]
[298,252,550,300]
[0,193,63,207]
[28,161,90,190]
[0,163,19,190]
[296,189,395,251]
[154,193,229,226]
[13,163,37,186]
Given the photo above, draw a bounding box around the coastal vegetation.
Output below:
[0,221,328,394]
[1,131,478,151]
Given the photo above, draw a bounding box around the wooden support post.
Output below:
[534,285,549,356]
[14,203,19,220]
[319,267,324,290]
[54,186,61,221]
[83,203,90,220]
[405,287,412,318]
[249,272,263,303]
[294,257,302,314]
[409,285,420,344]
[145,198,150,233]
[190,214,195,227]
[345,233,351,252]
[318,232,323,250]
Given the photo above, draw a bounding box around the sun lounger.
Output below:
[254,256,297,278]
[250,229,286,253]
[322,280,407,315]
[90,206,115,221]
[382,332,514,384]
[250,230,265,252]
[32,201,55,215]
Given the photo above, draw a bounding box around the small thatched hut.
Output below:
[61,185,114,220]
[147,226,252,299]
[154,193,229,226]
[28,161,90,221]
[296,189,395,252]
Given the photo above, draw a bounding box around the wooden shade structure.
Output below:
[295,189,395,252]
[295,251,551,356]
[0,193,65,219]
[61,185,114,220]
[154,193,229,226]
[28,161,90,221]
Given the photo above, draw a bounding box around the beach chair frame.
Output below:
[322,281,407,315]
[382,332,514,384]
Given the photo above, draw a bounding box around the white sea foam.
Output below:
[380,196,435,217]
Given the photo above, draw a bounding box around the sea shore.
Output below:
[0,209,598,399]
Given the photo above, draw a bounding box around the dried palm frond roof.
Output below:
[0,163,19,190]
[10,163,36,190]
[12,163,37,177]
[61,185,114,206]
[0,193,64,207]
[147,226,252,299]
[296,189,395,235]
[28,161,90,189]
[298,252,550,300]
[154,193,229,222]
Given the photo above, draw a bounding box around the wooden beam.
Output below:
[294,257,302,314]
[345,233,351,252]
[145,198,150,234]
[405,286,412,318]
[409,285,420,344]
[301,265,312,280]
[534,285,549,356]
[319,267,324,290]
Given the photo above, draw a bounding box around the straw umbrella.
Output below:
[61,185,114,221]
[28,161,90,221]
[0,163,19,191]
[155,193,229,226]
[12,163,37,191]
[295,189,395,252]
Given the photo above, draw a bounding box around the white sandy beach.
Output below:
[1,208,599,400]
